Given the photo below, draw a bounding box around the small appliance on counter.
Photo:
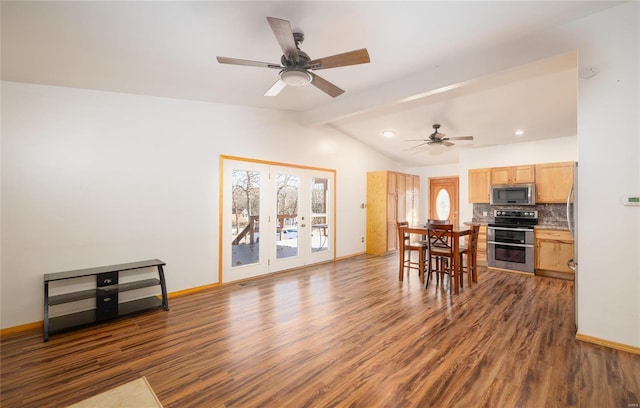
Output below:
[487,209,538,273]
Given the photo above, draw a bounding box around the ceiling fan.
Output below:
[216,17,370,98]
[405,124,474,148]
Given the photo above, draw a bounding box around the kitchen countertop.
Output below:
[468,220,569,231]
[535,224,569,231]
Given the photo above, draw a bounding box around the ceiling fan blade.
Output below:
[310,73,345,98]
[217,56,283,69]
[308,48,371,70]
[409,142,430,149]
[448,136,474,141]
[442,141,455,147]
[404,139,429,142]
[264,79,287,96]
[267,17,299,63]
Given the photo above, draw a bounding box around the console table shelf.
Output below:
[44,259,169,341]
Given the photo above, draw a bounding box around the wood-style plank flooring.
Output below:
[2,254,639,407]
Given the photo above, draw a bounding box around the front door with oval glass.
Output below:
[429,177,459,226]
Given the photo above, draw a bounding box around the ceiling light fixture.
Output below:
[280,68,312,86]
[382,130,396,138]
[515,129,525,136]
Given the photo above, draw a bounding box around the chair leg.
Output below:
[399,250,405,281]
[425,254,434,288]
[419,249,425,283]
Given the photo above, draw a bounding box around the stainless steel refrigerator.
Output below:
[567,162,578,329]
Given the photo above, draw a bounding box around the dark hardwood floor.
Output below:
[2,254,639,407]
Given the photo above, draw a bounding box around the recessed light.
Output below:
[515,129,525,136]
[382,130,396,138]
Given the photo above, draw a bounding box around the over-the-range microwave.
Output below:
[490,183,536,205]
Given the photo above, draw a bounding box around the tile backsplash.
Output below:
[472,203,568,227]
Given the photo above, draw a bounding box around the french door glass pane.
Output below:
[311,177,329,252]
[231,170,260,266]
[276,173,299,259]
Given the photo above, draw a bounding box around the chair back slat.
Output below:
[427,223,454,253]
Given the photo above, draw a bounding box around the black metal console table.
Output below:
[43,259,169,341]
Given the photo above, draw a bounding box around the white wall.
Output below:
[566,3,640,347]
[0,82,396,328]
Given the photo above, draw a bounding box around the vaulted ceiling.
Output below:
[1,1,621,166]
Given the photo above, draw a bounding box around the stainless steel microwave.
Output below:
[490,183,536,205]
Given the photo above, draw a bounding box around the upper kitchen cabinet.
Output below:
[491,165,535,185]
[468,168,491,203]
[367,171,420,256]
[535,162,575,203]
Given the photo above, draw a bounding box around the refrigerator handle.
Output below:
[566,183,574,238]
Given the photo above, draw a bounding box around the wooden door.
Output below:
[429,177,459,226]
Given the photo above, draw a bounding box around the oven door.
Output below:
[487,227,535,273]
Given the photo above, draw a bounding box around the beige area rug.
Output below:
[66,376,163,408]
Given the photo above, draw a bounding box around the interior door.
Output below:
[221,157,334,283]
[429,177,459,226]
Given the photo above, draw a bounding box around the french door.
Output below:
[221,157,335,283]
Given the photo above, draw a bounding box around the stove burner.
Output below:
[492,209,538,228]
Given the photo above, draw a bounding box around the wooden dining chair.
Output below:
[460,224,480,285]
[425,223,458,292]
[397,222,428,282]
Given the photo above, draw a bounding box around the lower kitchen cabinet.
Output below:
[535,229,574,279]
[476,225,487,266]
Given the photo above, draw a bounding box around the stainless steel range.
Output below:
[487,209,538,273]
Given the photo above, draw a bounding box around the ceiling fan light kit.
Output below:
[216,16,370,98]
[280,68,312,86]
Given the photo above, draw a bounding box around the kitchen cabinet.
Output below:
[535,229,574,278]
[468,168,491,203]
[367,171,420,255]
[491,165,535,184]
[535,162,575,203]
[476,225,487,266]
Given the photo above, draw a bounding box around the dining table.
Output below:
[411,224,470,294]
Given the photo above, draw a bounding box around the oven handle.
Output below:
[488,241,534,248]
[488,227,534,232]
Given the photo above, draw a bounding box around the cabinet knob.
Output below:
[103,297,112,302]
[103,278,112,285]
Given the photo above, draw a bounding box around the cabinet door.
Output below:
[406,175,419,225]
[476,225,487,265]
[535,162,574,203]
[491,165,535,184]
[366,171,389,256]
[535,229,574,273]
[513,165,535,183]
[536,239,574,273]
[491,167,511,185]
[468,168,491,203]
[386,192,398,252]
